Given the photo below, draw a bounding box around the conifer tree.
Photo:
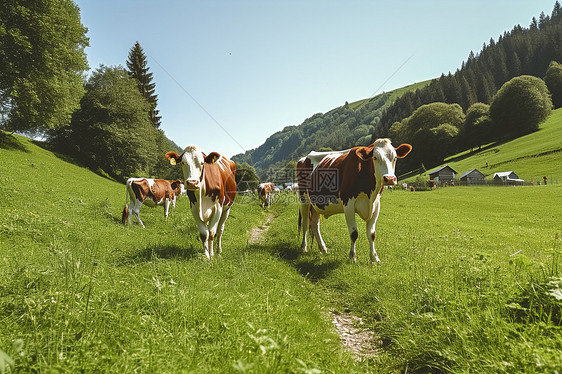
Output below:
[126,42,161,128]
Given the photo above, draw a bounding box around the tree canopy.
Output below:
[49,66,159,180]
[126,41,161,129]
[544,60,562,108]
[489,75,552,136]
[0,0,89,134]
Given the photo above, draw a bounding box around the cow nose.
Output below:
[383,175,397,185]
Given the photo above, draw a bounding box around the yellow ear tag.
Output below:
[170,158,176,166]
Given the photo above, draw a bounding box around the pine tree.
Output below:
[126,41,161,128]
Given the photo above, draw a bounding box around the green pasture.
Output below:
[1,133,561,373]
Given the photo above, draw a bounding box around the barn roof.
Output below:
[460,169,485,179]
[429,165,457,175]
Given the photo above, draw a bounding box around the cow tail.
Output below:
[122,181,130,225]
[298,209,302,238]
[309,209,314,246]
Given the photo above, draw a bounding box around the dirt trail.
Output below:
[248,213,274,244]
[331,311,380,360]
[249,214,378,359]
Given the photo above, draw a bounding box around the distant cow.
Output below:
[297,138,412,263]
[258,182,275,208]
[121,178,184,228]
[165,145,237,259]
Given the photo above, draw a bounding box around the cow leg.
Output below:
[366,202,382,264]
[215,206,231,255]
[127,199,135,225]
[196,220,211,259]
[344,204,359,263]
[164,198,170,221]
[310,209,327,253]
[299,203,311,252]
[133,200,145,228]
[207,232,215,258]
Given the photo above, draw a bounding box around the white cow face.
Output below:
[165,145,205,191]
[371,139,412,186]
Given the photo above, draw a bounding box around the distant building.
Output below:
[493,171,525,185]
[429,165,457,185]
[460,169,485,185]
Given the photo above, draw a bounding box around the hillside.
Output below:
[232,80,430,179]
[420,107,562,184]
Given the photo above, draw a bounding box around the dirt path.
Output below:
[248,213,274,244]
[331,311,380,360]
[248,214,378,359]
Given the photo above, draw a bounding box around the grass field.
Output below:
[1,131,561,373]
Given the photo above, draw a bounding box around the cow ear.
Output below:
[395,144,412,158]
[204,152,221,164]
[165,151,181,165]
[356,145,374,161]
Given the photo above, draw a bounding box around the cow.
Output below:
[258,182,275,208]
[121,178,184,228]
[297,138,412,263]
[165,145,237,259]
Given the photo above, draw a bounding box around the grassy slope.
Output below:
[0,134,362,373]
[436,107,562,183]
[348,80,432,111]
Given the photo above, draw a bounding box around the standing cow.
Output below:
[122,178,184,228]
[165,145,237,259]
[258,182,275,208]
[297,138,412,263]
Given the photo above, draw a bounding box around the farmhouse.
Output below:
[493,171,525,185]
[460,169,485,185]
[429,165,457,185]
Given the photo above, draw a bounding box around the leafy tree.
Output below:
[126,41,161,128]
[235,162,259,191]
[464,103,491,150]
[391,102,464,169]
[0,0,89,134]
[49,66,157,180]
[544,61,562,108]
[489,75,552,136]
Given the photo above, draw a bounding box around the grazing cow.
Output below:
[297,138,412,263]
[165,145,237,259]
[258,182,275,208]
[121,178,184,228]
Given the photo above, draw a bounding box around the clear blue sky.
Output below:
[75,0,556,158]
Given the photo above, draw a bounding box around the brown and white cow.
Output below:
[258,182,275,208]
[121,178,184,228]
[297,138,412,263]
[165,145,237,259]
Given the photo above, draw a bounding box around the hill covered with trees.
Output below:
[234,1,562,181]
[232,81,429,180]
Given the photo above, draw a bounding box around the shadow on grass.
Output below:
[0,131,31,152]
[121,244,199,265]
[250,240,344,283]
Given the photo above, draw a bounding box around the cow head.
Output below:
[359,139,412,187]
[170,180,184,196]
[165,145,222,191]
[165,145,206,191]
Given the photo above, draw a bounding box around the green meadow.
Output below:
[1,130,561,373]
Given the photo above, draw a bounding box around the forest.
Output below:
[233,2,562,180]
